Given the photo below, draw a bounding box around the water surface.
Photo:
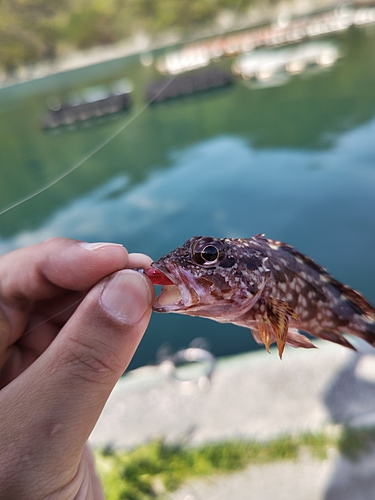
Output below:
[1,25,374,368]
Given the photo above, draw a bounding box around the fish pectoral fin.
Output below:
[255,299,299,358]
[257,321,273,353]
[267,298,299,359]
[270,298,299,322]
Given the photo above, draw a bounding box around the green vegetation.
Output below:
[339,426,375,460]
[95,428,351,500]
[0,0,260,72]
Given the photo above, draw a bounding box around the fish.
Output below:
[145,235,375,358]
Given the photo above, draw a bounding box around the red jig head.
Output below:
[144,267,173,285]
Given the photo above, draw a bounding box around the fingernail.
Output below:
[100,270,153,325]
[79,242,124,251]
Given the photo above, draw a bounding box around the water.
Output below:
[0,25,375,369]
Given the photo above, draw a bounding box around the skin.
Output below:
[0,238,154,500]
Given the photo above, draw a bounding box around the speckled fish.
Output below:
[145,235,375,358]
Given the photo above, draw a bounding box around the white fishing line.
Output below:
[0,79,174,217]
[3,1,245,339]
[23,296,85,337]
[0,0,245,216]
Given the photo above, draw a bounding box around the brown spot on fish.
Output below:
[151,235,375,358]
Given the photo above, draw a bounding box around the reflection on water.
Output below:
[0,24,375,368]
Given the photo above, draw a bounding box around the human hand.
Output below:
[0,238,154,500]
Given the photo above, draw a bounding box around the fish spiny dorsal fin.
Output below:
[267,299,299,359]
[264,235,375,321]
[336,283,375,320]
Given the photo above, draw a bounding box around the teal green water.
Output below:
[1,26,375,368]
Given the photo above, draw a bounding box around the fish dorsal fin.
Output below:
[337,284,375,320]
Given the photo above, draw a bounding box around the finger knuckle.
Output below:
[63,336,123,384]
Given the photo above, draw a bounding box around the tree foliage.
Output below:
[0,0,258,72]
[0,0,66,70]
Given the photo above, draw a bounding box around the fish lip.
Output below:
[151,262,198,312]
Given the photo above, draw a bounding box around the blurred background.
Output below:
[1,0,375,370]
[2,0,375,498]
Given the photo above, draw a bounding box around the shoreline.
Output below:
[0,0,372,90]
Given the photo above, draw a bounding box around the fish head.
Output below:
[152,236,268,320]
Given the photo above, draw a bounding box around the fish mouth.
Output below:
[151,262,202,313]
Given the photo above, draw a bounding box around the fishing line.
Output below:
[4,0,246,339]
[0,0,245,217]
[0,78,175,217]
[23,296,85,337]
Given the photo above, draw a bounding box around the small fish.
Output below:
[146,235,375,358]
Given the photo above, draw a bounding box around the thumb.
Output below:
[56,267,154,394]
[0,270,154,491]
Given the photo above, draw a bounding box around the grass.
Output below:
[339,426,375,460]
[95,427,352,500]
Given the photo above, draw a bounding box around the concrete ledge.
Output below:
[91,339,375,499]
[90,341,356,449]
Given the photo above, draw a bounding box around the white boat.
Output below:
[232,41,340,82]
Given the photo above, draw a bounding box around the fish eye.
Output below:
[192,238,226,266]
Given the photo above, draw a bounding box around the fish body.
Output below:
[151,235,375,357]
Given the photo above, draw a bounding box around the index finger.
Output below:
[0,238,131,308]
